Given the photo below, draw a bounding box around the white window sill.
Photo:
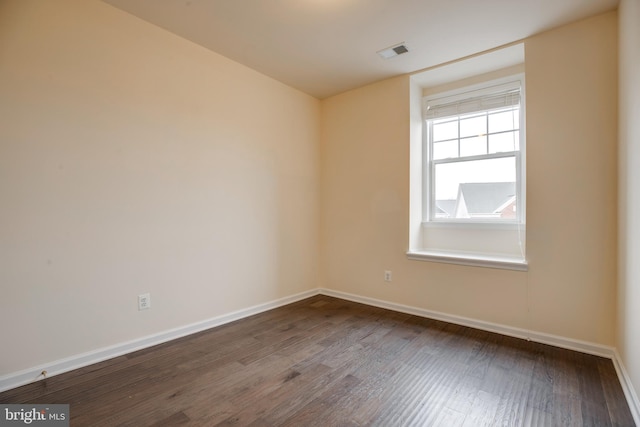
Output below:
[422,221,525,230]
[406,250,528,271]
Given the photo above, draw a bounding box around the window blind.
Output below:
[424,82,521,120]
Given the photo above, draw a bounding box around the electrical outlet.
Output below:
[384,270,392,282]
[138,293,151,310]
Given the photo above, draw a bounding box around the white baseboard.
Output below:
[0,289,319,393]
[612,350,640,426]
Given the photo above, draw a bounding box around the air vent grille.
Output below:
[377,43,409,59]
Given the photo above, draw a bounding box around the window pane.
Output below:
[434,156,516,219]
[460,135,487,157]
[433,140,458,160]
[489,131,519,153]
[489,108,519,133]
[432,120,458,142]
[459,114,486,138]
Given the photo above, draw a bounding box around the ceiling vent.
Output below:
[377,43,409,60]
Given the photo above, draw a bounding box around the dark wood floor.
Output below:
[0,295,635,426]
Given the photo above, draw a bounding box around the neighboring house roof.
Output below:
[457,182,516,215]
[436,200,456,217]
[494,195,517,214]
[436,182,516,218]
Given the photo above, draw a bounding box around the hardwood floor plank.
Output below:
[461,390,501,427]
[597,358,636,426]
[289,374,363,426]
[551,394,583,426]
[147,410,190,426]
[528,352,555,414]
[445,371,484,416]
[524,404,556,427]
[491,370,532,426]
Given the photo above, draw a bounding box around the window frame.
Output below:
[422,76,526,226]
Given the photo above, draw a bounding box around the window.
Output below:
[424,79,524,223]
[407,70,527,271]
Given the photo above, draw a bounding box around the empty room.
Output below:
[1,0,639,425]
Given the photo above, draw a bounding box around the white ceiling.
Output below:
[102,0,618,99]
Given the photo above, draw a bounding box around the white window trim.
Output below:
[407,71,527,270]
[422,74,526,226]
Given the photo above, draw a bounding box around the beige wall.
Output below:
[321,12,618,345]
[618,0,640,404]
[0,0,320,375]
[524,12,618,344]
